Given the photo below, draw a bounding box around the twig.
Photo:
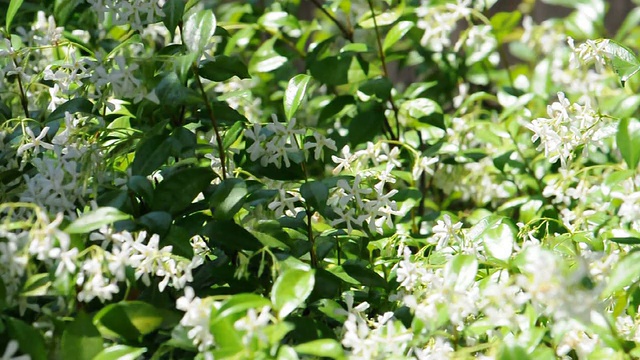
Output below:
[308,0,354,42]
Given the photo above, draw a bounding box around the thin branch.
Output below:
[308,0,354,42]
[193,65,227,180]
[366,0,400,140]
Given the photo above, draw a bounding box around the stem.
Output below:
[366,0,400,140]
[294,136,318,268]
[12,57,30,118]
[308,0,354,42]
[193,65,227,180]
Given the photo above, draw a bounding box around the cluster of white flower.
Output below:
[43,55,92,111]
[567,37,610,72]
[89,55,145,103]
[87,0,166,32]
[415,0,473,52]
[526,92,615,168]
[329,143,404,234]
[176,287,219,354]
[245,116,337,168]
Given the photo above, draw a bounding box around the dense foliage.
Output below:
[4,0,640,358]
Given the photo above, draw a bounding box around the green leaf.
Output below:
[137,211,172,237]
[271,268,315,319]
[601,40,640,86]
[128,175,154,204]
[151,167,215,215]
[342,263,387,289]
[203,219,262,252]
[94,301,164,341]
[617,118,640,170]
[284,74,312,121]
[47,98,94,122]
[444,254,478,291]
[211,294,271,325]
[300,181,329,213]
[131,135,173,176]
[93,345,147,360]
[6,0,24,32]
[199,55,250,82]
[182,9,217,56]
[163,0,185,39]
[294,339,345,359]
[383,21,413,52]
[603,251,640,297]
[610,237,640,245]
[65,207,131,234]
[358,77,393,101]
[210,178,248,220]
[490,11,522,43]
[249,37,288,73]
[348,104,386,145]
[6,317,47,360]
[61,312,103,360]
[222,121,245,150]
[400,98,445,130]
[358,5,402,28]
[21,273,51,296]
[54,0,82,25]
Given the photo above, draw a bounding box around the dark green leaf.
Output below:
[300,181,329,213]
[163,0,184,39]
[151,167,215,215]
[128,175,154,204]
[284,74,312,121]
[210,178,248,220]
[342,263,387,289]
[610,237,640,245]
[54,0,82,25]
[348,105,385,145]
[202,219,262,252]
[358,77,392,101]
[61,312,103,360]
[131,135,173,176]
[6,317,47,360]
[137,211,172,237]
[199,55,250,82]
[48,98,94,122]
[65,207,131,234]
[319,95,355,124]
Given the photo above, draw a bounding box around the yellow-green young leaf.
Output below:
[294,339,346,359]
[183,9,217,56]
[271,268,315,319]
[94,301,164,341]
[603,251,640,297]
[617,118,640,170]
[358,3,403,29]
[6,0,24,32]
[383,21,413,52]
[65,207,131,234]
[284,74,312,121]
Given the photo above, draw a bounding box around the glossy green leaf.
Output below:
[163,0,185,39]
[47,98,94,122]
[271,268,315,319]
[131,135,173,176]
[249,37,287,73]
[203,219,262,252]
[199,55,250,82]
[65,207,131,234]
[444,254,478,291]
[211,294,271,325]
[284,74,312,121]
[210,178,248,220]
[342,263,387,288]
[61,312,103,360]
[128,175,154,203]
[151,167,215,215]
[294,339,345,359]
[348,105,386,145]
[6,0,24,32]
[601,40,640,85]
[383,21,413,52]
[617,118,640,170]
[93,345,147,360]
[300,180,329,213]
[182,9,217,56]
[603,251,640,297]
[94,301,164,341]
[137,211,172,237]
